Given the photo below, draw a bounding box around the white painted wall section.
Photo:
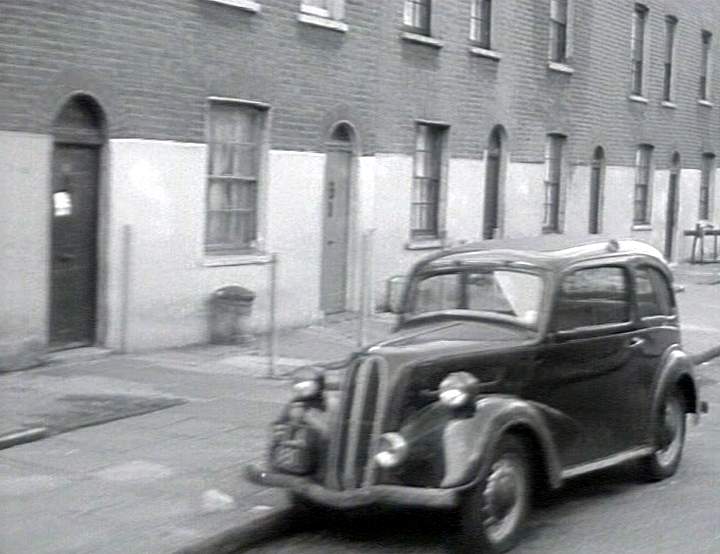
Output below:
[0,132,51,368]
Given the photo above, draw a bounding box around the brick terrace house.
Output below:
[1,0,719,369]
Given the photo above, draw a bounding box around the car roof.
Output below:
[415,236,668,274]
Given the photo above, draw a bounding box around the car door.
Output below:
[528,264,647,467]
[630,263,680,442]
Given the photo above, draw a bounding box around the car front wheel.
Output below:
[456,435,531,553]
[641,388,686,481]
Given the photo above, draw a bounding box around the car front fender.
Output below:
[440,395,563,489]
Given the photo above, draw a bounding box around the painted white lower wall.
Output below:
[2,136,719,366]
[366,156,717,308]
[104,142,331,352]
[0,132,51,369]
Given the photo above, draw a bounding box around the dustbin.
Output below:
[209,285,256,345]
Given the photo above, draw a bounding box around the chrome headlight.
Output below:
[439,372,480,408]
[291,366,323,400]
[374,432,408,468]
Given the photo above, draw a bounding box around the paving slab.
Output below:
[1,305,718,554]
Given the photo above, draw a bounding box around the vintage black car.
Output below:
[246,237,704,553]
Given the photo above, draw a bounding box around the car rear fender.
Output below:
[440,395,563,490]
[651,347,699,426]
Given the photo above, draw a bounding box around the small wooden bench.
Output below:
[683,223,720,263]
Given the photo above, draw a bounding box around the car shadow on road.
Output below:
[247,462,653,552]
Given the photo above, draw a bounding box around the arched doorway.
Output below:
[483,126,505,240]
[664,152,681,260]
[588,146,605,234]
[49,94,106,349]
[320,122,355,314]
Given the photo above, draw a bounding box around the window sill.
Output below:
[297,12,348,32]
[661,101,677,109]
[203,253,273,267]
[547,61,574,74]
[204,0,261,12]
[632,224,652,231]
[629,94,649,104]
[698,99,714,108]
[405,239,444,250]
[469,46,502,61]
[401,32,444,48]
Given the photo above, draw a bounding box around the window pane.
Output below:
[636,266,673,317]
[631,6,647,93]
[700,154,715,219]
[208,180,227,210]
[411,124,443,237]
[470,0,491,47]
[555,267,630,330]
[414,150,429,178]
[634,146,652,223]
[636,267,662,317]
[235,145,257,177]
[701,31,712,99]
[467,271,543,326]
[233,110,255,143]
[412,273,461,312]
[550,21,567,62]
[206,103,262,251]
[648,267,673,314]
[550,0,567,24]
[404,0,429,32]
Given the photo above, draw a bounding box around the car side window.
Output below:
[554,266,631,330]
[636,266,673,317]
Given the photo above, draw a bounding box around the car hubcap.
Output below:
[481,456,527,544]
[656,396,683,467]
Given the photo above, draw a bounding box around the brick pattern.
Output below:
[372,0,720,167]
[0,0,379,152]
[1,0,719,165]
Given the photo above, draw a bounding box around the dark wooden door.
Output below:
[483,145,501,240]
[320,150,351,314]
[589,161,602,234]
[664,172,678,260]
[49,144,99,347]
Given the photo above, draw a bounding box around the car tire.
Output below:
[456,435,531,554]
[641,387,686,481]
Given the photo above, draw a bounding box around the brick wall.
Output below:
[0,0,379,152]
[1,0,719,162]
[372,0,720,167]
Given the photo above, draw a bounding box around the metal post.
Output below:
[357,229,376,348]
[267,253,278,378]
[357,232,368,348]
[120,224,132,353]
[367,228,376,319]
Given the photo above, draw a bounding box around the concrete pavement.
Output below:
[1,266,718,554]
[0,315,395,554]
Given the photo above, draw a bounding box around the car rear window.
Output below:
[555,266,631,330]
[635,266,674,317]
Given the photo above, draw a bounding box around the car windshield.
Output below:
[409,269,544,328]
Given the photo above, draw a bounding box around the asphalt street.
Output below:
[246,357,720,554]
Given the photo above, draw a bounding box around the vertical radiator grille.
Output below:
[328,356,387,490]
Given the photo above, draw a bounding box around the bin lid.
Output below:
[214,285,256,301]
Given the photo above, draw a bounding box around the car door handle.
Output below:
[628,337,646,350]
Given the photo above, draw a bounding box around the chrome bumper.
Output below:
[244,463,460,509]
